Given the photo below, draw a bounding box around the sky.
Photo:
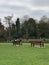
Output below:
[0,0,49,24]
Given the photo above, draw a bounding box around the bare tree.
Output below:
[4,15,13,41]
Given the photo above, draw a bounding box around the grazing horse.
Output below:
[13,39,22,46]
[30,40,44,48]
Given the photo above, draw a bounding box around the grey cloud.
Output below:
[28,10,49,20]
[0,4,28,10]
[0,0,49,21]
[30,0,49,6]
[30,10,45,15]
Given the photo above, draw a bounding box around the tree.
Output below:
[21,18,37,38]
[16,18,21,38]
[0,22,5,41]
[28,18,37,38]
[11,23,16,39]
[38,20,48,38]
[4,15,13,41]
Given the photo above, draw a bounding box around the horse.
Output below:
[30,40,44,48]
[13,39,22,46]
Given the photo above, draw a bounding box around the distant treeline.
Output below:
[0,16,49,42]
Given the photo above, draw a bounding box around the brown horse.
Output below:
[13,39,22,46]
[30,40,44,48]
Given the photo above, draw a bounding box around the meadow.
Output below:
[0,43,49,65]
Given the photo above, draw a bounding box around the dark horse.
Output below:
[13,39,22,46]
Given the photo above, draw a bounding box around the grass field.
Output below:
[0,43,49,65]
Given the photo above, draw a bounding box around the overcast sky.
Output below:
[0,0,49,22]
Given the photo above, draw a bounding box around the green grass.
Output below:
[0,43,49,65]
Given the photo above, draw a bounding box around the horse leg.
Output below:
[42,43,44,48]
[33,43,35,47]
[40,42,42,48]
[31,42,32,47]
[13,43,14,46]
